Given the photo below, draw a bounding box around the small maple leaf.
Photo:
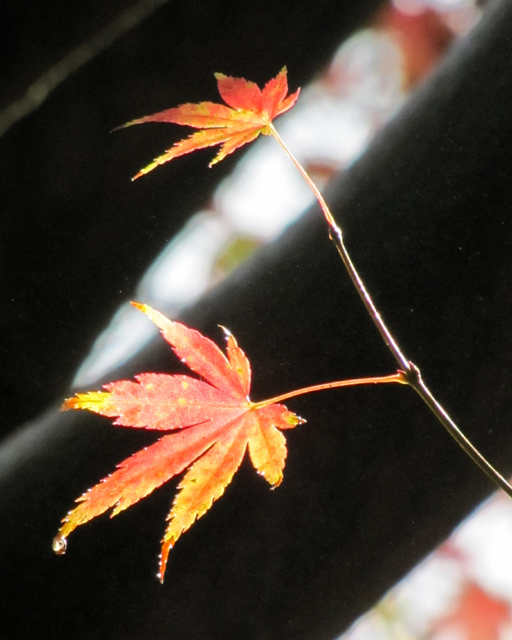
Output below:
[55,302,304,582]
[117,67,300,179]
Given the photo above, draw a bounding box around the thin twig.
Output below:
[269,123,512,500]
[269,124,410,372]
[0,0,171,138]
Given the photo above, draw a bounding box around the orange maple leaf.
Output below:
[54,304,403,581]
[55,302,304,581]
[117,67,300,179]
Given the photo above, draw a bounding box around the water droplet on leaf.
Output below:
[53,534,67,555]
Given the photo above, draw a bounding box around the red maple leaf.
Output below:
[117,67,300,178]
[55,302,303,581]
[54,303,403,581]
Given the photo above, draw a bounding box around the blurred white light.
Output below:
[139,213,231,306]
[214,142,313,239]
[393,0,476,12]
[424,0,476,8]
[453,496,512,600]
[279,93,373,165]
[330,30,404,113]
[73,303,156,387]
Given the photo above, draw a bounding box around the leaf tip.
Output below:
[60,396,79,411]
[132,159,159,181]
[113,117,144,132]
[110,122,128,133]
[130,301,146,312]
[158,538,174,583]
[270,475,283,490]
[289,413,306,426]
[218,324,232,339]
[61,391,112,413]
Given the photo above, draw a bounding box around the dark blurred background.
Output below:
[2,1,512,639]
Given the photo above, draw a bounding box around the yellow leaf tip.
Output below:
[289,413,306,426]
[61,397,79,411]
[270,478,283,490]
[110,122,129,133]
[61,391,111,412]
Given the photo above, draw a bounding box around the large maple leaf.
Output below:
[55,302,304,581]
[117,67,300,179]
[55,304,402,580]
